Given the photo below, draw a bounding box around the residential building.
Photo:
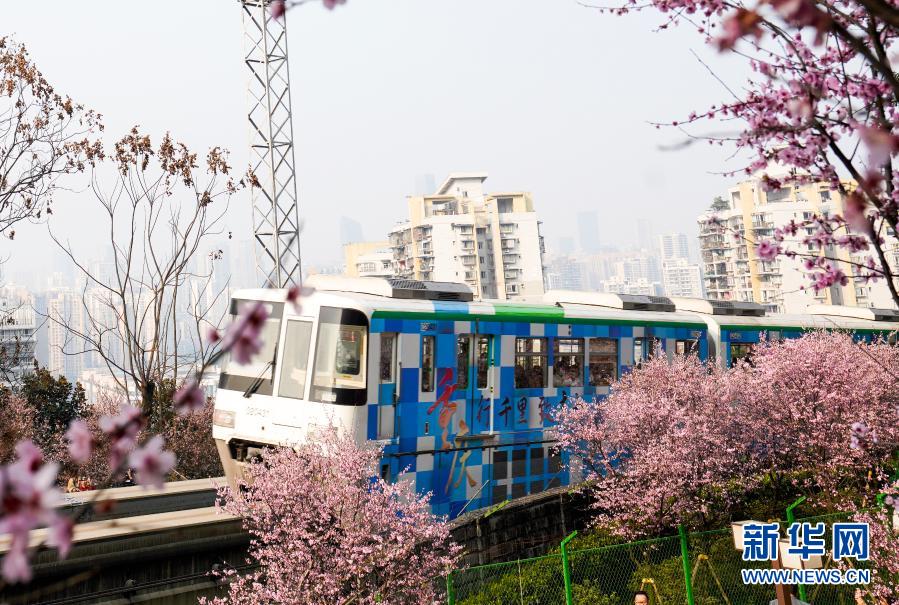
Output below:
[544,254,584,291]
[600,252,663,296]
[662,259,704,298]
[344,241,394,278]
[0,285,36,381]
[659,233,704,297]
[46,288,84,383]
[697,171,898,313]
[388,173,545,300]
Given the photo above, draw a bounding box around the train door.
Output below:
[376,332,399,440]
[459,323,494,436]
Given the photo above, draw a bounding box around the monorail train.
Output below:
[211,276,899,518]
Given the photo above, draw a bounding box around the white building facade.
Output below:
[389,173,545,300]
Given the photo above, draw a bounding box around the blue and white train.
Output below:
[211,276,899,518]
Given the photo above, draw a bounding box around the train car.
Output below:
[212,277,709,518]
[671,297,899,367]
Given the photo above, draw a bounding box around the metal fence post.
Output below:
[786,496,807,603]
[446,570,456,605]
[560,530,578,605]
[678,525,695,605]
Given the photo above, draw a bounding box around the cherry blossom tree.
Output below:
[731,331,899,507]
[556,332,899,537]
[555,354,749,537]
[584,0,899,305]
[205,429,461,605]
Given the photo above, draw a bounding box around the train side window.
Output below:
[514,337,547,388]
[379,333,396,383]
[730,343,754,367]
[588,338,618,386]
[553,338,584,387]
[456,335,471,390]
[277,320,313,399]
[421,336,435,392]
[476,336,491,388]
[675,339,698,356]
[634,338,648,364]
[310,307,368,405]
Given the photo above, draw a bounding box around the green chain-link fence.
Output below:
[447,511,870,605]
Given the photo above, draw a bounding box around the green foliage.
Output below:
[20,366,86,451]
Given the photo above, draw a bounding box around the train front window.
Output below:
[218,300,283,395]
[310,307,369,405]
[278,320,313,399]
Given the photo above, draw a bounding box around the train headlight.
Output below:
[213,409,236,428]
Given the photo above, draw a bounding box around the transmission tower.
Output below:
[241,0,303,288]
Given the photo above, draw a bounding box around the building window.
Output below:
[588,339,617,387]
[379,333,396,383]
[421,335,435,392]
[497,197,514,213]
[456,335,471,390]
[766,187,792,203]
[514,338,548,388]
[553,338,584,387]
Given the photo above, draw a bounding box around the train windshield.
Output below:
[310,306,368,405]
[219,299,283,395]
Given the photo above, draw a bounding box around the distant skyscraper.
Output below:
[659,233,691,262]
[414,174,437,196]
[636,218,655,251]
[576,211,601,253]
[339,216,365,246]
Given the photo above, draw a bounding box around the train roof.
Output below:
[232,278,707,328]
[670,297,899,333]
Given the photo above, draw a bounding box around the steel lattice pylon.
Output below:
[242,0,302,288]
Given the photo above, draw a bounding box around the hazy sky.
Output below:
[2,0,751,285]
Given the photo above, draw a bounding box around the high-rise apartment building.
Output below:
[697,172,897,313]
[46,288,84,383]
[388,173,545,300]
[659,233,704,298]
[0,285,36,381]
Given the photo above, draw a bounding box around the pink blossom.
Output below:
[129,435,176,489]
[756,239,779,261]
[47,516,74,559]
[285,284,314,313]
[849,421,877,450]
[717,9,763,50]
[0,441,69,583]
[859,125,899,166]
[221,301,269,365]
[173,381,206,416]
[99,405,144,470]
[270,0,286,18]
[323,0,346,9]
[207,327,221,345]
[65,420,93,464]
